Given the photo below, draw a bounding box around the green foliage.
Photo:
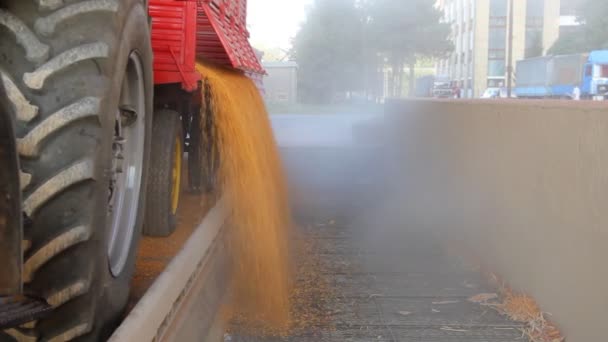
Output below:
[290,0,366,103]
[578,0,608,49]
[364,0,452,96]
[549,0,608,55]
[290,0,452,102]
[548,30,588,55]
[367,0,452,59]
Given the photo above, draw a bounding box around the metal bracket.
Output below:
[0,295,52,329]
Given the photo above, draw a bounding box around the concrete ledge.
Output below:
[109,198,229,342]
[386,99,608,342]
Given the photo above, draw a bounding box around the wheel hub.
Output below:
[107,52,146,277]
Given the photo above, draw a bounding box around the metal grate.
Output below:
[229,219,528,342]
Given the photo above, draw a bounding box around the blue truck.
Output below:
[515,50,608,99]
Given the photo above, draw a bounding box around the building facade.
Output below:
[436,0,560,98]
[262,61,298,104]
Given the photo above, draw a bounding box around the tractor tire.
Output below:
[0,1,153,341]
[143,110,183,237]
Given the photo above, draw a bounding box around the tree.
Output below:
[549,0,608,55]
[367,0,452,97]
[291,0,452,102]
[290,0,366,103]
[547,30,588,55]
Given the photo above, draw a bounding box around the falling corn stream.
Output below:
[195,61,292,332]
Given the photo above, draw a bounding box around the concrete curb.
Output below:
[110,197,229,342]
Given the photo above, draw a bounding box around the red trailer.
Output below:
[149,0,264,91]
[144,0,265,237]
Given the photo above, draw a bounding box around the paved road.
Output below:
[230,113,528,341]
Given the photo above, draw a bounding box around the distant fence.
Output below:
[385,99,608,342]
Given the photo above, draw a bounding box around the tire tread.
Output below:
[0,1,149,341]
[143,109,182,237]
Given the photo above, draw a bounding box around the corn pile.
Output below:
[445,240,565,342]
[287,228,335,335]
[226,227,336,338]
[470,273,564,342]
[496,287,564,342]
[195,61,292,330]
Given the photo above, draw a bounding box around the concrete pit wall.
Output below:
[385,99,608,342]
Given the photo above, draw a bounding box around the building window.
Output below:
[526,0,544,28]
[525,0,544,57]
[490,16,507,26]
[527,16,544,28]
[490,0,507,17]
[489,0,507,27]
[488,27,506,49]
[525,28,543,57]
[457,0,462,23]
[526,0,545,17]
[469,0,475,19]
[451,2,456,21]
[488,60,506,77]
[488,49,506,60]
[488,49,505,59]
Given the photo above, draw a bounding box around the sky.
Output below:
[247,0,313,51]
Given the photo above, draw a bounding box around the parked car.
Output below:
[432,76,455,98]
[481,87,516,99]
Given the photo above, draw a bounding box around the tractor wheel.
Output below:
[0,0,153,341]
[143,110,183,237]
